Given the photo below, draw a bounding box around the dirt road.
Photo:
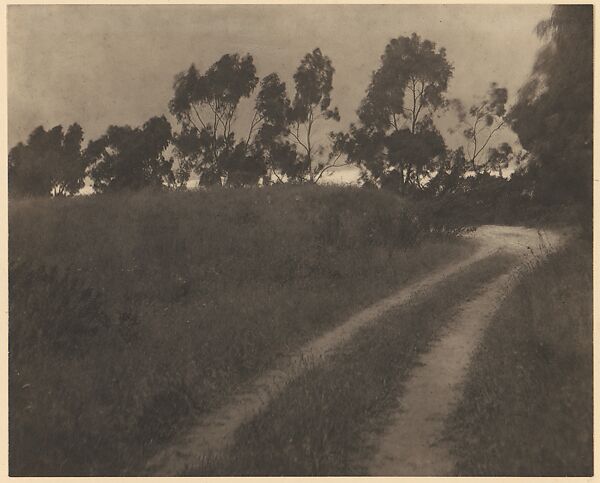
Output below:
[146,225,562,476]
[368,225,563,475]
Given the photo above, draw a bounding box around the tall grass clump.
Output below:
[444,239,593,475]
[9,185,470,475]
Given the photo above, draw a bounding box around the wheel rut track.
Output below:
[146,225,562,476]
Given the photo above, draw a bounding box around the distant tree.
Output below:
[508,5,592,230]
[86,116,173,193]
[286,48,342,183]
[337,34,452,193]
[252,73,299,183]
[449,82,509,172]
[486,142,513,178]
[169,54,263,186]
[8,123,87,197]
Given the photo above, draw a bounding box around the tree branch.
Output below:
[473,120,506,160]
[313,152,351,183]
[289,123,310,153]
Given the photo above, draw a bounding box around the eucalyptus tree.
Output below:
[254,49,344,183]
[449,82,509,172]
[85,116,173,193]
[286,48,342,183]
[169,53,262,186]
[336,34,452,193]
[8,123,87,197]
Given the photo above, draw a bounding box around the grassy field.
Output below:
[9,185,471,476]
[444,239,593,476]
[185,252,516,475]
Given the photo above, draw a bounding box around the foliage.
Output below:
[449,82,509,172]
[169,54,262,186]
[86,116,173,193]
[170,48,345,185]
[286,48,343,183]
[486,142,513,178]
[252,73,299,182]
[8,123,87,197]
[508,5,592,232]
[336,34,452,193]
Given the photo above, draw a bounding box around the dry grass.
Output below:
[9,185,470,476]
[444,239,593,476]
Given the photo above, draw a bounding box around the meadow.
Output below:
[9,185,471,475]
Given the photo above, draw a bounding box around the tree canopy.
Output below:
[253,48,343,183]
[9,123,87,197]
[86,116,173,193]
[337,33,452,193]
[508,5,592,210]
[169,53,263,186]
[8,9,592,226]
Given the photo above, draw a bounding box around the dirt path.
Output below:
[368,226,563,476]
[146,225,560,476]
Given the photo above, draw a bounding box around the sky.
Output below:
[7,4,551,184]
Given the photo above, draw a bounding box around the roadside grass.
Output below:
[9,185,471,476]
[184,252,517,476]
[443,239,593,476]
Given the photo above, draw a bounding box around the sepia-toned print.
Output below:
[7,4,593,477]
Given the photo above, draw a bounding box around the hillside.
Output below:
[9,185,471,475]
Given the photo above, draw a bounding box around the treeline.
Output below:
[8,6,592,229]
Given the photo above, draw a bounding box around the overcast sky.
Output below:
[8,4,551,183]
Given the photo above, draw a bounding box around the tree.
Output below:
[169,53,262,186]
[508,5,592,229]
[449,82,509,172]
[85,116,173,193]
[8,123,87,197]
[286,48,342,183]
[338,34,452,193]
[252,73,300,183]
[486,142,513,178]
[425,147,470,197]
[251,50,345,184]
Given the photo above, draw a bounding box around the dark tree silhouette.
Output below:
[169,54,263,186]
[86,116,173,193]
[287,48,342,183]
[335,34,452,193]
[8,124,87,197]
[252,73,299,183]
[508,5,592,231]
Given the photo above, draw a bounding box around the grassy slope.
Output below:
[444,239,593,476]
[187,253,517,476]
[9,185,471,476]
